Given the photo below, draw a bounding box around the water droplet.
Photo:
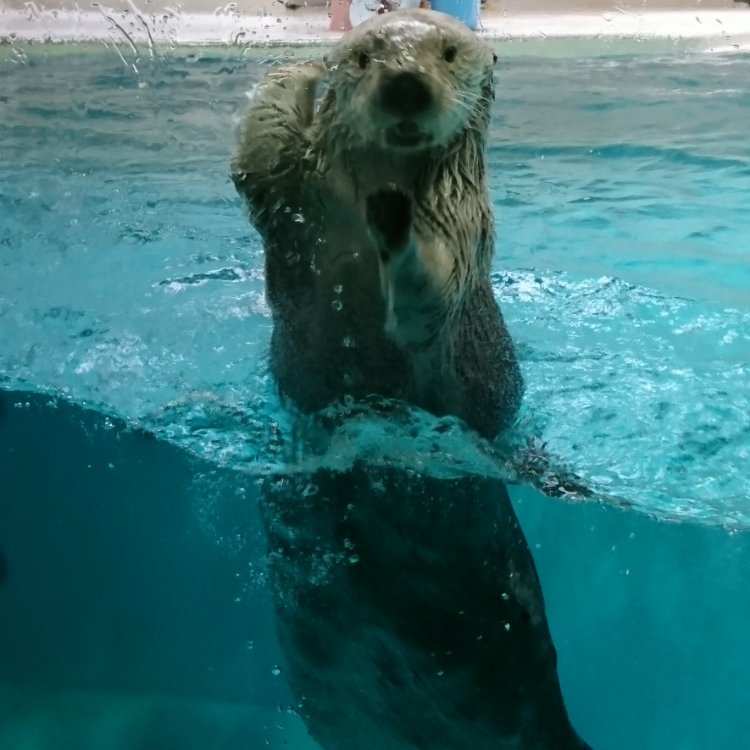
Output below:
[341,335,355,348]
[437,670,444,677]
[271,665,282,676]
[504,623,511,632]
[333,283,343,294]
[501,592,510,601]
[331,300,343,312]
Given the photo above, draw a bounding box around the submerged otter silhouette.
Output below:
[233,9,592,750]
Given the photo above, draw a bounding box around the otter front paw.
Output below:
[268,59,327,85]
[366,189,412,262]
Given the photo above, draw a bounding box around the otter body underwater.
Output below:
[233,9,593,750]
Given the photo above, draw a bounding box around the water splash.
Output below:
[506,270,750,528]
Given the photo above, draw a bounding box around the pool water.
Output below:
[1,43,749,750]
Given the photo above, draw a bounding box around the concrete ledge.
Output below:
[2,4,750,51]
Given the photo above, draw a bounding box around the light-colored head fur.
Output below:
[318,10,495,157]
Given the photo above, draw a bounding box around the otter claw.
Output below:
[366,189,412,261]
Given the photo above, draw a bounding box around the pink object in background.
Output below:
[329,0,353,31]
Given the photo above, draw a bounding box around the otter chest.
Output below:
[264,189,406,408]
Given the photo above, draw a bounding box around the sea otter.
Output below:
[232,9,521,440]
[232,9,593,750]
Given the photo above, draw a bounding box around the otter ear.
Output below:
[485,69,496,102]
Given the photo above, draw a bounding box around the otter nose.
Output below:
[380,72,432,117]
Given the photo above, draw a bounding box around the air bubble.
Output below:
[331,300,343,312]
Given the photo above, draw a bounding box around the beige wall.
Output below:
[0,0,741,12]
[3,0,746,48]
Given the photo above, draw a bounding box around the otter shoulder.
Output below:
[231,61,325,229]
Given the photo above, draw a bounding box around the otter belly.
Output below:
[268,212,415,412]
[261,463,592,750]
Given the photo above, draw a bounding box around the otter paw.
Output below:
[366,189,412,262]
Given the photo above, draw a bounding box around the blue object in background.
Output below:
[431,0,481,30]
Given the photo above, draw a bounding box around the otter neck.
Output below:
[328,144,439,199]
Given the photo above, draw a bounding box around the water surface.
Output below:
[2,46,748,525]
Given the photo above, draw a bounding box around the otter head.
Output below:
[322,9,496,154]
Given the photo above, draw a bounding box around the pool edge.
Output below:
[2,7,750,54]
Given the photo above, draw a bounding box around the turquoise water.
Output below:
[1,45,750,749]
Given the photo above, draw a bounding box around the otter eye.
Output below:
[357,51,370,70]
[443,46,457,63]
[492,52,498,64]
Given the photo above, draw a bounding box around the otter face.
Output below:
[325,10,496,153]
